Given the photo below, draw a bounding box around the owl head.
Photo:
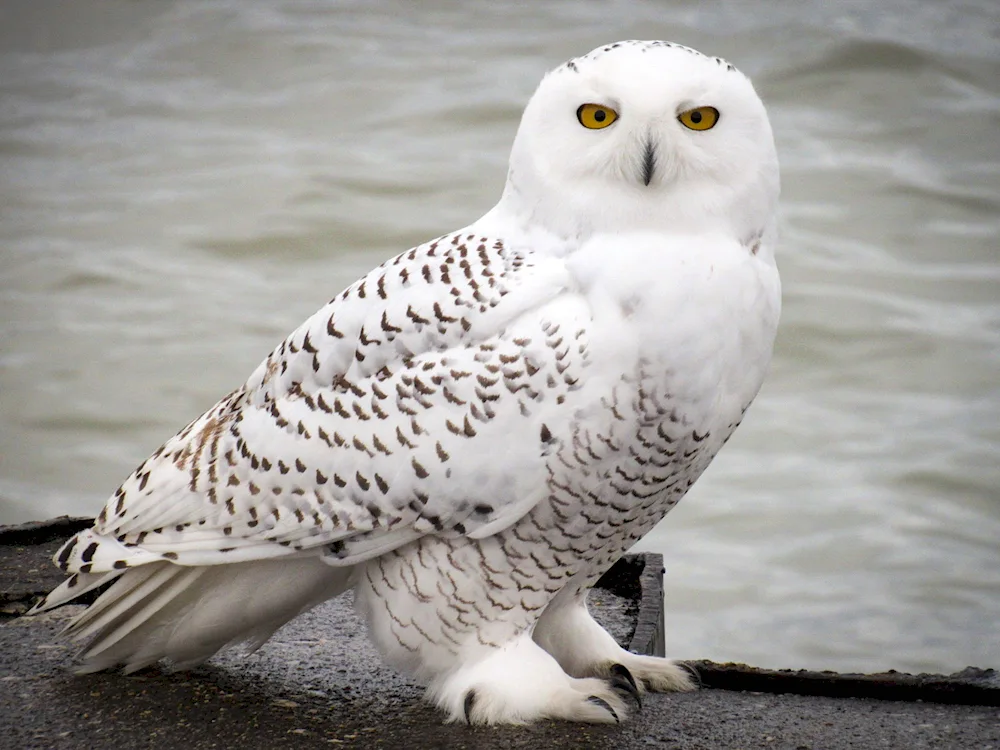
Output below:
[500,41,779,245]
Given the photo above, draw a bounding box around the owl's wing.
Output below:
[44,229,592,596]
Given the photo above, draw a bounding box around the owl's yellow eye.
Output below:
[576,103,618,130]
[678,106,720,131]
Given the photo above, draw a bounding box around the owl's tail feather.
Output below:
[49,557,354,674]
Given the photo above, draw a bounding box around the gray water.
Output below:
[1,0,998,676]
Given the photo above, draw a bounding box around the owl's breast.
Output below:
[566,230,779,421]
[515,231,779,579]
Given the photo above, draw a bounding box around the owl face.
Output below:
[503,41,779,241]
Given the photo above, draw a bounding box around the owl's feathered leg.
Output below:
[533,593,696,693]
[426,632,637,725]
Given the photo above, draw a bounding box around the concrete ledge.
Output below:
[0,517,95,617]
[2,518,998,749]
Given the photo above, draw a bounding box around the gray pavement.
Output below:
[1,519,997,749]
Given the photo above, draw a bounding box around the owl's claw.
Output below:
[586,695,620,723]
[463,690,477,724]
[608,663,641,710]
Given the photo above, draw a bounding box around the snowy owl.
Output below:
[32,40,780,725]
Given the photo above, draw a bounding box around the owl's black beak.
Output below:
[641,138,656,186]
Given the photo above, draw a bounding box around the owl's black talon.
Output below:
[587,695,620,723]
[463,689,477,724]
[611,663,638,693]
[677,660,703,688]
[609,663,641,709]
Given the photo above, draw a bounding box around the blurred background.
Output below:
[1,0,998,675]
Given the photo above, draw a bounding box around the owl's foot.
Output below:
[533,595,697,694]
[427,634,637,725]
[591,654,697,693]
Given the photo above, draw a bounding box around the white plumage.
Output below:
[32,40,781,725]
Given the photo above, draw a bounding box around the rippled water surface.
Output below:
[2,0,998,675]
